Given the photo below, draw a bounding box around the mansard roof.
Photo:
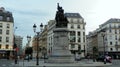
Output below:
[106,18,120,23]
[64,13,83,18]
[100,18,120,27]
[0,7,14,22]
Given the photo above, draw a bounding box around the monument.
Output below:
[55,3,68,28]
[47,3,74,63]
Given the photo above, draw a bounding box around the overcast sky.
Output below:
[0,0,120,46]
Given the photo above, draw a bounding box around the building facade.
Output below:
[86,31,98,58]
[87,18,120,59]
[14,35,23,56]
[39,25,48,57]
[47,20,56,56]
[65,13,86,57]
[32,35,38,58]
[98,18,120,58]
[0,7,14,58]
[47,13,86,58]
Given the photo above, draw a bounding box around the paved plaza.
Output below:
[0,59,115,67]
[11,59,112,67]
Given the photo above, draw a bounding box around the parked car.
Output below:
[96,55,112,63]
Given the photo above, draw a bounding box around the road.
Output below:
[0,59,25,67]
[0,59,14,67]
[109,59,120,67]
[0,59,120,67]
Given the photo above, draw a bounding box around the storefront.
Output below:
[0,50,6,59]
[108,52,120,59]
[0,50,13,59]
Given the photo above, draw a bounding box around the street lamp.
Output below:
[26,35,31,61]
[13,27,17,64]
[101,31,106,64]
[33,23,43,65]
[27,35,31,47]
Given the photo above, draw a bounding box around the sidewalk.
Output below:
[12,59,112,67]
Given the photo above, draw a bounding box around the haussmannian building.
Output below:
[0,7,14,59]
[87,18,120,59]
[86,31,98,58]
[39,25,48,57]
[47,13,86,58]
[14,35,23,56]
[65,13,86,57]
[32,35,38,58]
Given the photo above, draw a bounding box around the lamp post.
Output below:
[101,31,106,64]
[33,23,43,65]
[27,36,31,46]
[13,27,17,64]
[26,35,31,62]
[13,43,17,64]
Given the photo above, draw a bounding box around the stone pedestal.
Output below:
[47,28,74,63]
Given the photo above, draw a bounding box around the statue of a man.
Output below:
[57,3,64,14]
[55,3,68,28]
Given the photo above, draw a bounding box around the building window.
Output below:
[110,48,113,51]
[109,24,111,28]
[83,32,85,36]
[70,31,76,42]
[7,17,10,21]
[71,25,74,29]
[77,19,80,22]
[70,31,75,36]
[110,42,112,45]
[83,37,85,42]
[0,23,2,28]
[6,30,9,35]
[0,36,2,42]
[0,44,1,49]
[6,45,9,49]
[78,32,81,36]
[78,37,81,42]
[109,29,112,33]
[115,35,117,40]
[6,24,10,28]
[115,29,117,34]
[0,16,3,21]
[109,35,112,39]
[71,44,75,48]
[70,19,73,23]
[115,42,118,45]
[119,25,120,28]
[0,29,2,34]
[6,37,9,42]
[83,26,85,29]
[70,37,76,42]
[77,25,80,29]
